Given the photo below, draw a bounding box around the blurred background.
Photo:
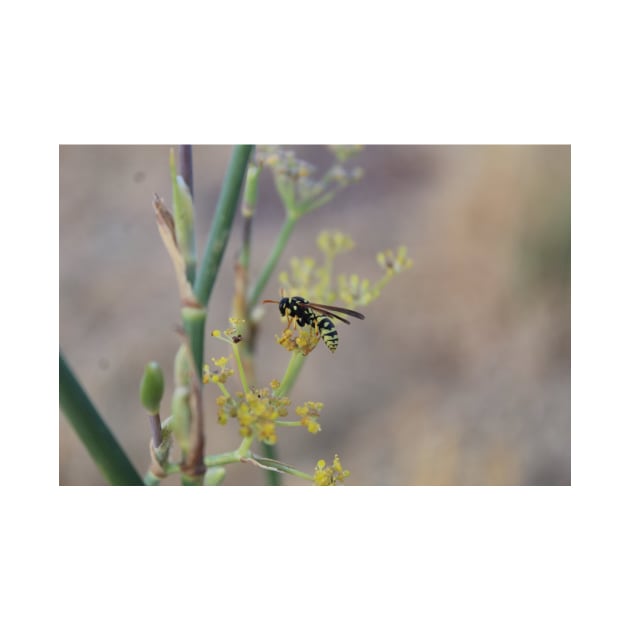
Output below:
[59,145,570,485]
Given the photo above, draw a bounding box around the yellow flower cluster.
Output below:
[313,455,350,486]
[317,230,355,258]
[376,246,413,274]
[202,356,234,384]
[296,401,324,434]
[275,231,413,316]
[278,257,321,299]
[276,326,321,356]
[215,384,291,446]
[335,246,413,308]
[337,272,373,306]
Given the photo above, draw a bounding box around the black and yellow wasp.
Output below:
[263,295,365,353]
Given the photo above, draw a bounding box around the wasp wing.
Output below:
[307,302,366,320]
[306,304,354,325]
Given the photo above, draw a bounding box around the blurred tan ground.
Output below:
[59,145,570,485]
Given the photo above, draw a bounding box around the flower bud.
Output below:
[204,466,226,485]
[139,362,164,414]
[170,149,197,285]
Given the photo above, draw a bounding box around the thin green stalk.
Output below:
[249,455,314,481]
[236,434,254,458]
[239,163,262,272]
[182,307,206,381]
[232,342,249,392]
[263,350,307,485]
[247,216,297,311]
[202,449,313,481]
[194,145,254,307]
[187,145,253,376]
[179,145,194,197]
[237,164,287,484]
[216,381,231,399]
[276,351,306,398]
[201,436,253,467]
[301,189,337,213]
[204,451,243,467]
[261,442,281,485]
[59,352,143,485]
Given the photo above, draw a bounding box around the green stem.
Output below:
[247,216,297,311]
[231,342,249,392]
[202,450,313,481]
[216,382,232,399]
[179,145,194,197]
[262,350,308,485]
[194,145,253,307]
[202,438,253,467]
[299,189,336,214]
[249,455,314,481]
[276,351,306,398]
[236,434,254,458]
[59,352,144,485]
[204,451,243,467]
[182,307,206,381]
[188,145,253,376]
[240,163,262,271]
[261,442,281,485]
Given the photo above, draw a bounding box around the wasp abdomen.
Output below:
[316,316,339,353]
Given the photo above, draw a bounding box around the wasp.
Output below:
[263,295,365,353]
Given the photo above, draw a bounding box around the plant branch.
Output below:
[187,145,253,375]
[276,351,306,398]
[194,145,253,307]
[247,216,297,311]
[59,352,144,485]
[178,145,194,197]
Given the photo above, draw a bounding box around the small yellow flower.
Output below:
[317,230,355,257]
[337,273,372,307]
[304,419,321,434]
[377,246,412,273]
[237,403,255,426]
[258,421,277,445]
[277,328,298,352]
[294,326,320,356]
[204,356,234,384]
[214,382,295,447]
[313,455,350,486]
[217,410,229,425]
[314,460,332,486]
[297,400,324,435]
